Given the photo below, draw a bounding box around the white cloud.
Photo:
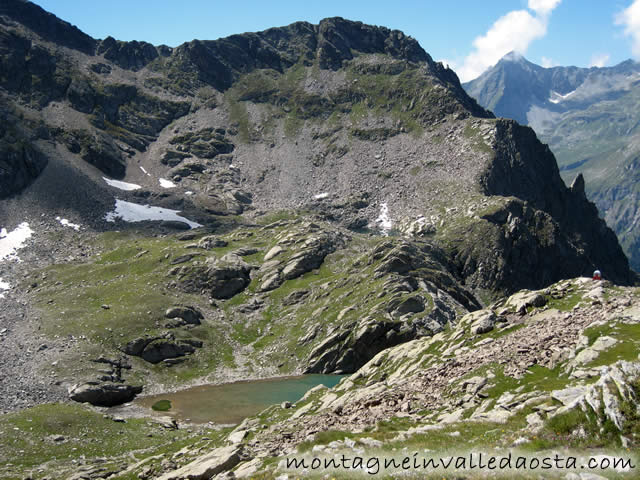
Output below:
[541,56,556,68]
[528,0,562,16]
[589,53,610,68]
[616,0,640,58]
[456,1,562,82]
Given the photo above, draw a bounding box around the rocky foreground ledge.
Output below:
[2,277,635,480]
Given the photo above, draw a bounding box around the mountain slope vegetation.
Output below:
[0,2,638,479]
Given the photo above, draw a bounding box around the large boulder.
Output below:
[505,290,547,314]
[122,334,203,363]
[68,382,142,407]
[197,236,228,250]
[140,338,203,364]
[157,445,243,480]
[281,233,342,281]
[121,336,161,356]
[176,254,253,299]
[458,309,498,335]
[165,305,203,325]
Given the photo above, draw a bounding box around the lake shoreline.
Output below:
[132,374,348,425]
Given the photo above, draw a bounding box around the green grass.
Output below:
[545,290,585,311]
[0,402,236,480]
[478,363,571,403]
[284,111,304,137]
[0,403,205,476]
[463,122,492,154]
[28,230,241,386]
[524,404,625,451]
[151,399,172,411]
[582,322,640,367]
[226,97,251,143]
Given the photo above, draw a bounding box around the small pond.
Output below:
[136,374,346,424]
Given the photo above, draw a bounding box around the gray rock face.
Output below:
[157,445,243,480]
[465,54,640,272]
[438,121,636,294]
[79,131,126,178]
[305,318,416,374]
[122,333,203,363]
[177,254,253,299]
[1,0,96,54]
[392,296,426,317]
[463,309,497,335]
[0,134,47,198]
[282,233,343,280]
[140,339,202,364]
[164,306,204,325]
[68,382,142,407]
[197,236,228,250]
[96,36,161,71]
[304,240,482,374]
[505,290,547,314]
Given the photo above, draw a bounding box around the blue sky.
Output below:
[32,0,640,81]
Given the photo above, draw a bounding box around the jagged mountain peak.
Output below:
[498,50,528,64]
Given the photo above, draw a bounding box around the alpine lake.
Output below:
[134,374,346,424]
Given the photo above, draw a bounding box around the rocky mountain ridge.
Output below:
[0,1,632,288]
[464,52,640,272]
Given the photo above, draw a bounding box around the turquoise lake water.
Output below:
[137,374,346,424]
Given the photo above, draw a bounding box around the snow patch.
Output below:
[140,166,151,176]
[105,199,202,229]
[103,177,141,191]
[314,192,329,200]
[159,178,176,189]
[0,222,34,262]
[549,89,576,104]
[375,203,392,235]
[0,278,9,298]
[56,217,81,231]
[185,191,194,196]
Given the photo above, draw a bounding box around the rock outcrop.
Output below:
[68,382,143,407]
[175,254,253,299]
[122,334,203,364]
[157,445,243,480]
[68,357,142,406]
[0,133,47,198]
[304,240,481,373]
[164,305,204,326]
